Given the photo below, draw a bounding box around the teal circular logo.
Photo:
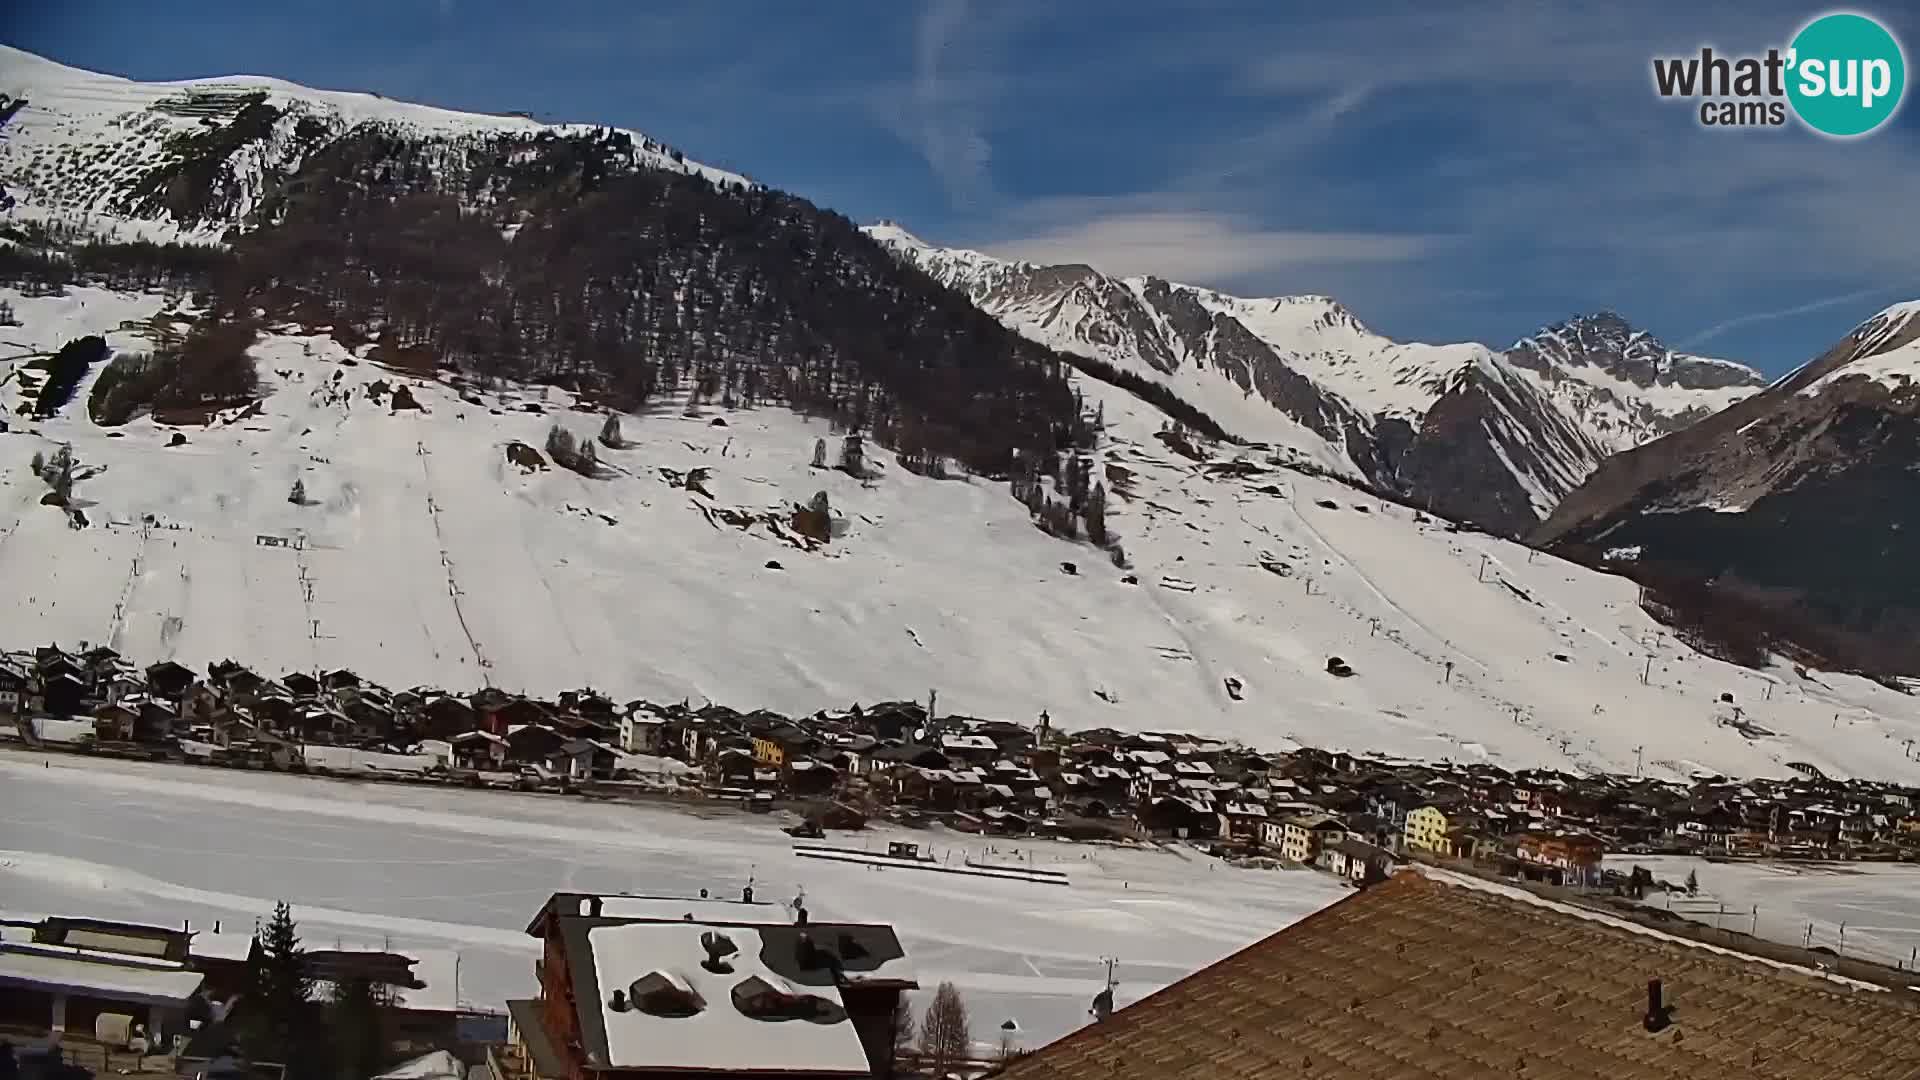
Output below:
[1787,13,1906,136]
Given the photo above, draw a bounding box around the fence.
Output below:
[1664,894,1918,970]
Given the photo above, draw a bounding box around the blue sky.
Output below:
[8,1,1920,373]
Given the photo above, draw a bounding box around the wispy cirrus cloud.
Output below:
[980,205,1439,285]
[901,0,992,204]
[1676,287,1910,349]
[934,2,1920,364]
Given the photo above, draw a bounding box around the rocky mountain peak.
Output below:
[1507,311,1764,392]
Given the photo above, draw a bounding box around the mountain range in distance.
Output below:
[863,222,1768,537]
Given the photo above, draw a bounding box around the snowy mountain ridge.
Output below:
[1539,298,1920,675]
[6,285,1920,787]
[867,222,1767,535]
[1793,299,1920,396]
[0,44,751,241]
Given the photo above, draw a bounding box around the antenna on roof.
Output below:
[1088,956,1118,1021]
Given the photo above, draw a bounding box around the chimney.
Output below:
[1643,979,1671,1032]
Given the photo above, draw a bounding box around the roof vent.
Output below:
[700,931,738,974]
[628,971,705,1018]
[731,974,845,1024]
[1643,978,1672,1033]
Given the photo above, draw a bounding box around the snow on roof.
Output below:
[188,929,256,963]
[0,944,205,1003]
[451,730,508,745]
[941,734,997,751]
[586,923,872,1074]
[591,896,791,925]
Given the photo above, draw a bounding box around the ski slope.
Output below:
[0,752,1352,1046]
[5,286,1920,783]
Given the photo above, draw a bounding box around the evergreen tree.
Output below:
[1084,482,1108,546]
[811,437,828,469]
[546,425,579,470]
[45,443,75,502]
[598,412,625,449]
[30,449,44,478]
[288,478,307,505]
[1066,455,1090,512]
[248,902,313,1067]
[326,975,392,1080]
[838,431,865,477]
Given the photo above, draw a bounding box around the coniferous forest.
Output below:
[4,125,1138,479]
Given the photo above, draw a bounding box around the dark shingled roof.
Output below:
[995,871,1920,1080]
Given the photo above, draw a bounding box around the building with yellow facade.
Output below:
[1404,805,1450,854]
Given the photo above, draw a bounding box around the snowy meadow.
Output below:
[0,752,1349,1048]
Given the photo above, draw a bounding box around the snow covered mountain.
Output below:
[1539,300,1920,674]
[6,285,1920,785]
[865,223,1766,535]
[2,47,1912,779]
[0,44,751,241]
[1505,312,1767,448]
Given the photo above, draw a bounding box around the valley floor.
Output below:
[0,750,1350,1048]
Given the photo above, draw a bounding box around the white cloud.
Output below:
[980,209,1436,285]
[1676,287,1907,349]
[906,0,992,203]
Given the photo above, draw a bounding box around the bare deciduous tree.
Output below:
[918,981,971,1078]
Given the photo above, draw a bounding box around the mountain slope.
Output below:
[1538,300,1920,673]
[1,46,1102,486]
[0,44,749,241]
[6,286,1920,784]
[866,224,1766,535]
[3,48,1911,780]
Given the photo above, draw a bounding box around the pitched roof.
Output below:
[995,871,1920,1080]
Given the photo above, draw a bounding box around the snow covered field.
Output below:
[0,752,1348,1046]
[6,287,1920,785]
[1602,854,1920,970]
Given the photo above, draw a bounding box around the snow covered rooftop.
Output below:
[941,734,998,751]
[582,923,874,1074]
[187,929,256,963]
[0,943,205,1004]
[580,894,792,925]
